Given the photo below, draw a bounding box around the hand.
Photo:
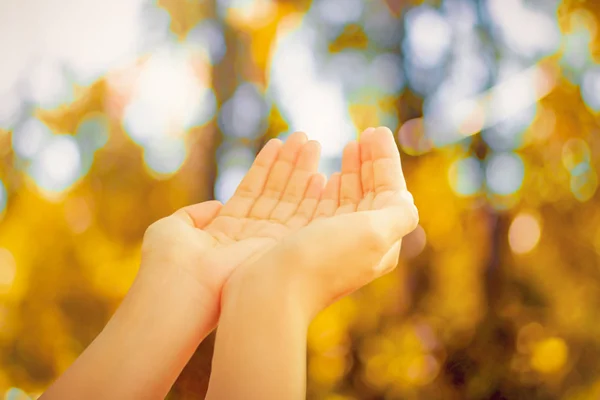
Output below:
[138,131,325,326]
[224,127,419,319]
[41,132,328,400]
[206,127,419,400]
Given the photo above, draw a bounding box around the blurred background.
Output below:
[1,0,600,398]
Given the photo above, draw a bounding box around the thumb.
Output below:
[175,200,223,228]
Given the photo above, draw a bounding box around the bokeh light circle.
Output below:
[570,168,598,202]
[143,137,187,177]
[316,0,364,26]
[404,6,452,69]
[482,105,536,152]
[509,212,542,254]
[215,166,249,203]
[186,20,227,65]
[581,67,600,112]
[12,118,52,160]
[485,152,525,195]
[530,337,568,374]
[370,53,404,94]
[327,51,369,94]
[448,157,484,196]
[397,119,433,156]
[26,58,73,109]
[123,47,216,146]
[123,99,170,146]
[4,388,32,400]
[29,135,82,194]
[363,3,402,48]
[562,138,591,175]
[219,83,268,138]
[76,114,110,153]
[400,225,427,259]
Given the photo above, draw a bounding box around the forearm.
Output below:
[206,269,311,400]
[41,269,217,400]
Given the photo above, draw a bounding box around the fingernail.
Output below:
[364,127,375,134]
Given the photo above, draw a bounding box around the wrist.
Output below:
[223,261,313,328]
[102,268,218,396]
[115,266,219,341]
[208,262,311,400]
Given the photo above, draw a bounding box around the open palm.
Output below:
[216,127,417,313]
[141,127,411,316]
[207,125,411,283]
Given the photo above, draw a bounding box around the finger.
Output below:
[371,126,407,194]
[219,139,282,218]
[270,140,321,223]
[249,132,308,219]
[359,128,375,194]
[313,172,341,219]
[336,141,362,215]
[286,173,326,230]
[176,200,223,228]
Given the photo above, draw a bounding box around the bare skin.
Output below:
[41,127,417,400]
[206,127,419,400]
[41,131,326,399]
[139,131,327,327]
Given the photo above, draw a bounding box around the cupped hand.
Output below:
[226,127,419,319]
[138,131,326,324]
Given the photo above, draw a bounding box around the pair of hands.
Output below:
[141,126,419,326]
[40,126,418,400]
